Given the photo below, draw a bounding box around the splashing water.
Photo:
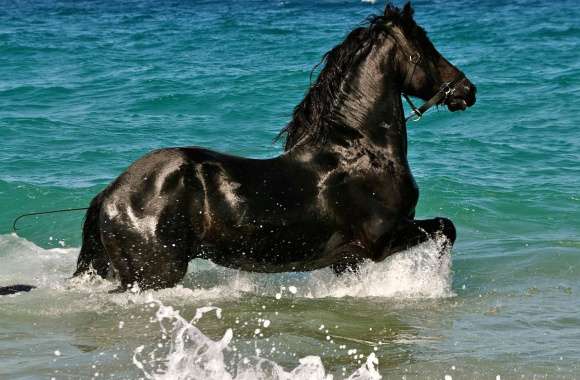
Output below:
[0,233,452,378]
[133,296,382,380]
[127,237,451,379]
[303,236,453,299]
[0,233,453,302]
[182,235,454,300]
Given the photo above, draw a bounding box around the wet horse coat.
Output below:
[72,3,476,291]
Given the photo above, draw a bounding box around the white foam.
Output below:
[0,233,454,301]
[183,235,454,300]
[0,233,78,289]
[303,237,454,299]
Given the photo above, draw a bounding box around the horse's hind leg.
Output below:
[102,227,190,292]
[330,243,368,275]
[374,217,456,262]
[137,244,190,290]
[103,237,189,292]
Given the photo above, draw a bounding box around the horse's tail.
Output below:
[73,192,110,278]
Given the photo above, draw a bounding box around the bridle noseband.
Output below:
[402,52,465,122]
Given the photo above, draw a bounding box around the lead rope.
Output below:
[12,207,89,233]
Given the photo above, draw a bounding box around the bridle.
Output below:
[401,52,465,122]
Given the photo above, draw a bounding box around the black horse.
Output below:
[2,3,476,295]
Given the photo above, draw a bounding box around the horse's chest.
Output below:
[321,158,419,219]
[384,160,419,214]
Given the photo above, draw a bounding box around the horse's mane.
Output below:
[278,4,419,151]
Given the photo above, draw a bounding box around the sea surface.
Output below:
[1,0,579,378]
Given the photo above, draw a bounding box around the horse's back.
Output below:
[101,148,185,211]
[97,146,288,240]
[95,146,335,278]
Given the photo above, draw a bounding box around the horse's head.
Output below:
[384,2,476,113]
[280,3,478,150]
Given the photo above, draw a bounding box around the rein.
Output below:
[401,52,465,122]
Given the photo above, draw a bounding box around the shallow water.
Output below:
[1,0,579,378]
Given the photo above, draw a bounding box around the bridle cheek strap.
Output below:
[401,52,466,122]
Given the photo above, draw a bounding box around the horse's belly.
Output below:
[205,223,335,273]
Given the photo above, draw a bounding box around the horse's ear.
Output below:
[402,2,414,19]
[384,3,397,17]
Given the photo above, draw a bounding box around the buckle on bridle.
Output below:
[442,83,455,99]
[410,109,422,122]
[409,53,422,64]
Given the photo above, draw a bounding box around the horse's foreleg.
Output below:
[373,217,456,262]
[329,243,369,275]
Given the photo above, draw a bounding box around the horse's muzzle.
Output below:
[446,81,477,112]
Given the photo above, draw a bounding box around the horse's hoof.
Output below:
[437,217,456,244]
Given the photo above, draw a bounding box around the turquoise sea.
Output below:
[1,0,579,378]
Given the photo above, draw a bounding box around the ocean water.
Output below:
[1,0,579,378]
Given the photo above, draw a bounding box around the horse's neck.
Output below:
[288,37,410,167]
[335,83,407,153]
[292,82,410,172]
[324,48,409,162]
